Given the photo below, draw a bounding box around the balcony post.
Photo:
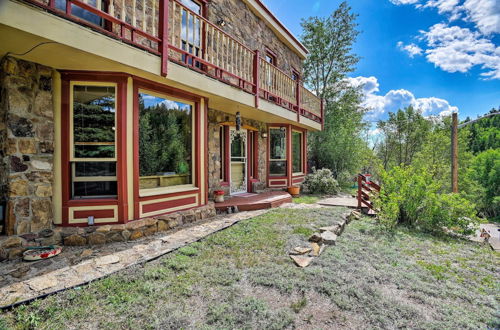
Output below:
[159,0,169,77]
[49,0,55,8]
[296,80,300,122]
[253,50,260,108]
[320,98,324,130]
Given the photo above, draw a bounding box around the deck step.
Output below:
[214,191,292,212]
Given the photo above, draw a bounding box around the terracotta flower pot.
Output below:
[287,186,300,197]
[214,190,225,203]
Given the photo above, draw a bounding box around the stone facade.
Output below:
[208,0,303,75]
[207,109,267,196]
[0,57,55,236]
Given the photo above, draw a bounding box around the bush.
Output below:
[303,168,340,195]
[375,166,480,235]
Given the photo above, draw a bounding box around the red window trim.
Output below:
[60,71,129,226]
[265,47,278,66]
[132,78,203,220]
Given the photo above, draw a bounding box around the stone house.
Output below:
[0,0,322,240]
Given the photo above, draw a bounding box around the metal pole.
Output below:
[451,112,458,193]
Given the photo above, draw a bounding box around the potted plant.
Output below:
[287,185,300,197]
[213,190,225,203]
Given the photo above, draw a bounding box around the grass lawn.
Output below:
[1,208,499,329]
[291,195,322,204]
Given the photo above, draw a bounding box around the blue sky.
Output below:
[264,0,500,123]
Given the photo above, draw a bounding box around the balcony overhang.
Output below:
[0,0,321,131]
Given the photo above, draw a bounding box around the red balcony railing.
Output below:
[22,0,323,124]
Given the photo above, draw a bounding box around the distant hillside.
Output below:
[464,107,500,154]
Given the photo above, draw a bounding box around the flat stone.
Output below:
[290,255,314,268]
[290,247,312,255]
[18,139,37,154]
[31,160,52,170]
[319,225,341,234]
[35,185,52,197]
[9,265,30,278]
[308,232,323,243]
[27,276,58,291]
[96,225,112,233]
[129,230,143,241]
[310,242,325,257]
[320,231,337,245]
[96,255,120,266]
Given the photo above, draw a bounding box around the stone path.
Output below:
[317,195,358,208]
[0,209,268,309]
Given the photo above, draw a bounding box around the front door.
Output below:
[230,128,247,195]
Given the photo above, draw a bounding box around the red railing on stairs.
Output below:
[357,174,380,212]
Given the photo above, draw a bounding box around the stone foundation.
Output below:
[0,203,215,261]
[0,56,55,236]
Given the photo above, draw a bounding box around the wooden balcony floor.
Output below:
[214,191,292,212]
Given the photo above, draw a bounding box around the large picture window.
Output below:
[138,91,193,192]
[71,84,117,199]
[269,128,286,176]
[292,131,303,174]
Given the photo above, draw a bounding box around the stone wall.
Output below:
[207,109,267,196]
[208,0,303,75]
[0,57,55,236]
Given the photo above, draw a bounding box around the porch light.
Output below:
[236,112,241,131]
[217,19,226,27]
[261,132,268,138]
[280,126,286,133]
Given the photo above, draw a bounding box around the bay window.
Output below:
[138,91,193,193]
[269,128,286,176]
[71,84,117,199]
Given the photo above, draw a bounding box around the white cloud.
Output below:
[422,23,500,79]
[390,0,420,4]
[348,76,458,119]
[397,41,424,57]
[463,0,500,35]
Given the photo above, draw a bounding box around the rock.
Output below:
[105,232,125,243]
[31,199,53,232]
[14,198,30,217]
[0,248,8,261]
[87,233,106,245]
[96,255,120,266]
[9,178,28,196]
[35,185,52,197]
[96,225,111,233]
[310,242,325,257]
[80,249,93,258]
[31,160,52,170]
[64,234,87,246]
[290,255,314,268]
[18,139,37,154]
[8,247,26,260]
[27,276,58,291]
[143,225,157,236]
[319,225,341,234]
[9,265,30,278]
[121,230,131,241]
[1,236,25,248]
[38,229,54,238]
[157,220,169,232]
[8,115,34,137]
[129,230,143,241]
[290,247,312,255]
[308,232,323,243]
[320,231,337,245]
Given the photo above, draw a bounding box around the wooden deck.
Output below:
[214,191,292,212]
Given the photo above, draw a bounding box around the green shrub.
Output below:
[375,166,480,234]
[303,168,340,195]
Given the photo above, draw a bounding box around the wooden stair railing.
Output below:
[357,174,380,213]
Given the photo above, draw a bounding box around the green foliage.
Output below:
[375,166,480,234]
[138,95,192,176]
[376,106,432,170]
[303,168,340,195]
[292,226,314,237]
[465,107,500,154]
[301,2,368,179]
[465,149,500,220]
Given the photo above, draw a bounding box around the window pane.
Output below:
[270,160,286,176]
[74,162,116,177]
[55,0,103,26]
[292,132,302,173]
[73,85,116,159]
[73,181,117,199]
[180,0,201,14]
[138,93,193,190]
[269,128,286,160]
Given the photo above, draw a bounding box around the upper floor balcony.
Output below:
[16,0,323,124]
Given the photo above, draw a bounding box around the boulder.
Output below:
[308,232,323,243]
[310,242,325,257]
[290,247,312,255]
[290,255,314,268]
[320,231,337,245]
[64,234,87,246]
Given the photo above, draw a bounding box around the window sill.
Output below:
[292,172,305,176]
[139,185,198,198]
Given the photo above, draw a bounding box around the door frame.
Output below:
[229,127,248,195]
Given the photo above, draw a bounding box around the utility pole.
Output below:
[451,112,458,193]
